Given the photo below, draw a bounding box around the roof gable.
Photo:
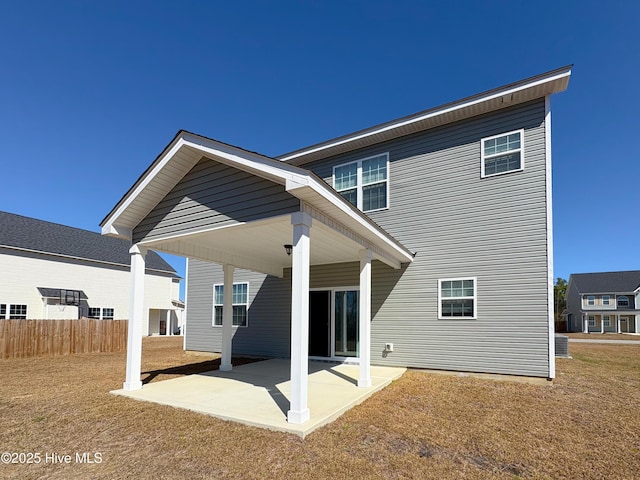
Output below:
[0,211,176,274]
[570,271,640,294]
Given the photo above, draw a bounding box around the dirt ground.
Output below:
[0,337,638,479]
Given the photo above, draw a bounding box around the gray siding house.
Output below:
[566,271,640,334]
[101,66,571,425]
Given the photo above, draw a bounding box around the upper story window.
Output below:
[617,296,629,308]
[213,283,248,327]
[481,129,524,178]
[333,153,389,212]
[438,278,477,319]
[602,295,610,305]
[587,295,595,306]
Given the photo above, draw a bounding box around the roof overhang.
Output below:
[278,65,572,165]
[101,132,414,276]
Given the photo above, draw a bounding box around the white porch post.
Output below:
[220,264,235,372]
[600,315,604,334]
[124,244,147,391]
[288,212,311,424]
[166,309,172,336]
[635,314,639,334]
[583,314,588,333]
[358,249,372,388]
[616,315,620,334]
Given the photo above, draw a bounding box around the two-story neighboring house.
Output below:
[566,271,640,334]
[101,66,571,424]
[0,211,183,336]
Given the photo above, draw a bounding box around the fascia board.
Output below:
[279,68,572,163]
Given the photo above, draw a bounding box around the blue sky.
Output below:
[1,1,638,298]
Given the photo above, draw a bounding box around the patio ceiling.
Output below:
[140,213,376,278]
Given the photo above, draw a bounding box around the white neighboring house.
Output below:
[0,211,183,336]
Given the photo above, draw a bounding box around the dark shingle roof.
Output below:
[0,211,176,275]
[570,271,640,294]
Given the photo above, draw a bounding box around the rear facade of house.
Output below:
[566,271,640,334]
[184,72,566,378]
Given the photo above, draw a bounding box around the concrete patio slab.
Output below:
[111,359,405,438]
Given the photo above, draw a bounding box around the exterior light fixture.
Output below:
[284,244,293,256]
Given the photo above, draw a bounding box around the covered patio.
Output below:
[101,131,414,426]
[112,358,405,438]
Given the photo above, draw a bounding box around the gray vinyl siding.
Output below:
[185,260,362,356]
[303,98,552,377]
[133,157,300,243]
[185,259,292,357]
[185,98,554,378]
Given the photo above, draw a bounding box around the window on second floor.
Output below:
[617,296,629,307]
[333,153,389,212]
[602,295,610,305]
[481,130,524,178]
[587,295,595,306]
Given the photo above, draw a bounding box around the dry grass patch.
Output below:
[565,332,638,340]
[0,337,638,479]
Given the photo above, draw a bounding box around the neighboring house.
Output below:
[0,211,183,336]
[566,271,640,334]
[101,66,571,424]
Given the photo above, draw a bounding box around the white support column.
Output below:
[616,315,620,334]
[600,315,604,334]
[635,314,639,334]
[288,212,311,424]
[166,309,172,336]
[583,314,588,334]
[358,249,372,388]
[124,244,147,391]
[220,264,235,372]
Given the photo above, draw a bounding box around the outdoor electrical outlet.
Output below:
[385,343,394,352]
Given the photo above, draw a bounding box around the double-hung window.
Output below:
[587,295,595,306]
[88,308,101,319]
[603,315,611,327]
[213,283,248,327]
[481,129,524,177]
[0,304,6,319]
[438,278,477,319]
[588,316,595,327]
[102,308,114,320]
[602,295,610,306]
[333,153,389,212]
[9,304,27,319]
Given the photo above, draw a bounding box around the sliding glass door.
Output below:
[334,289,359,357]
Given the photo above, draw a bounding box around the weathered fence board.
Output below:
[0,319,128,359]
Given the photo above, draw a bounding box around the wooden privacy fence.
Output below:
[0,319,128,359]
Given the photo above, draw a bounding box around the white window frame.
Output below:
[603,315,611,327]
[0,304,6,319]
[333,153,390,213]
[588,315,595,327]
[586,295,595,306]
[9,304,27,319]
[88,308,101,319]
[212,282,249,328]
[438,277,477,320]
[102,308,114,320]
[481,129,524,178]
[602,295,610,305]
